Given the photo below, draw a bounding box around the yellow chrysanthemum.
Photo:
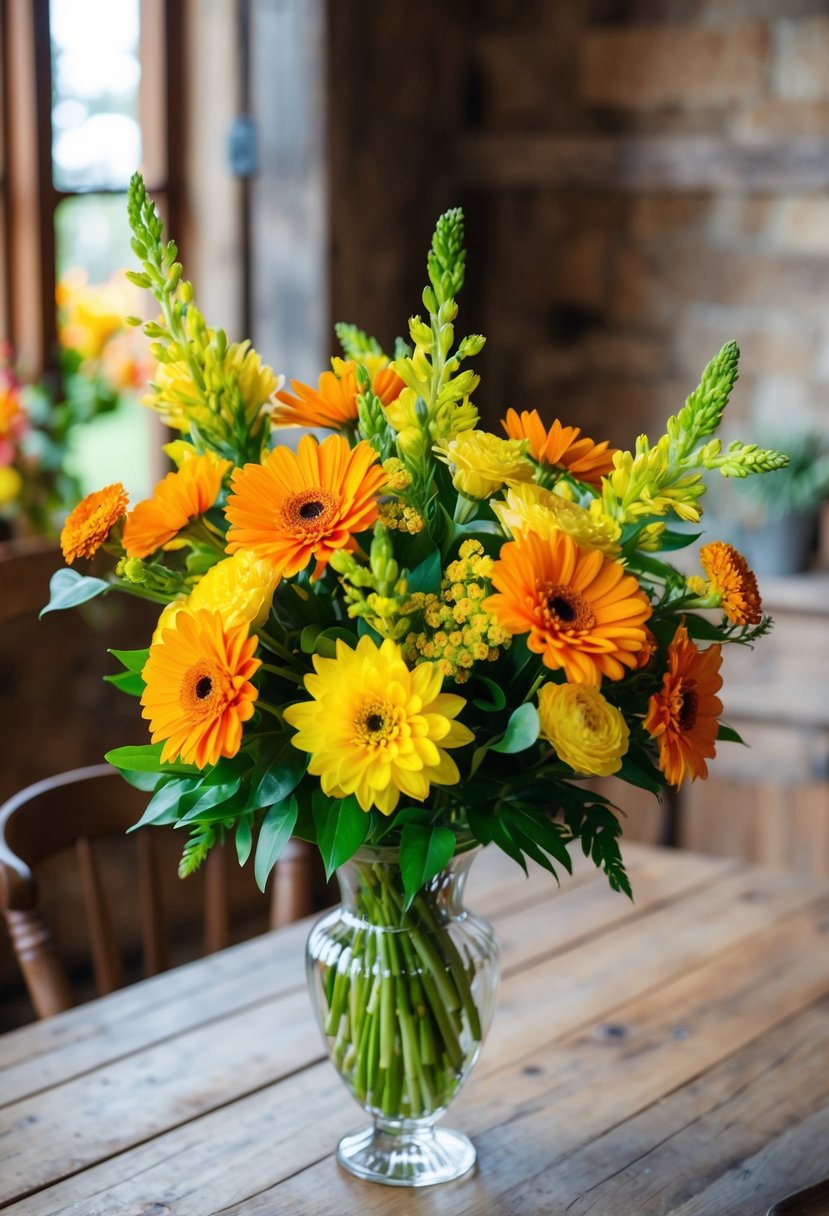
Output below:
[492,483,622,557]
[188,549,279,630]
[144,341,277,438]
[537,682,629,777]
[123,452,231,559]
[283,635,474,815]
[60,483,129,564]
[434,429,534,499]
[141,608,260,768]
[699,541,763,626]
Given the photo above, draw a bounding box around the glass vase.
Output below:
[306,842,500,1187]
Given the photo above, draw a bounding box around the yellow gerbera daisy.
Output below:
[484,528,652,685]
[283,635,473,815]
[141,608,260,768]
[60,483,129,564]
[122,453,231,559]
[224,433,386,580]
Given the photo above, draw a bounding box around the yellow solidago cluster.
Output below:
[378,501,425,534]
[403,540,510,682]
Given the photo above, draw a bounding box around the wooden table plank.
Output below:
[1,852,826,1215]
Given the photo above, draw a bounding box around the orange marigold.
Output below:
[60,483,129,564]
[140,608,260,768]
[122,453,231,559]
[644,623,723,786]
[273,361,405,430]
[502,408,616,487]
[699,541,763,626]
[483,528,652,685]
[224,433,386,579]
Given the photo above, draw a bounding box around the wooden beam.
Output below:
[457,134,829,194]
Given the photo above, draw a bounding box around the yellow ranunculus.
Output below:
[151,598,188,646]
[434,430,534,500]
[188,550,279,630]
[537,682,629,777]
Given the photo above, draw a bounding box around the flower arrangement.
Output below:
[45,176,786,1167]
[1,273,150,539]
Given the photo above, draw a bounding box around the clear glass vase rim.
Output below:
[347,831,480,868]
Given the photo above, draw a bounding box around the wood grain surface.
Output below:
[1,843,828,1215]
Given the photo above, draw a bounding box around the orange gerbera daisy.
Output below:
[644,623,723,786]
[123,453,231,559]
[484,529,652,685]
[140,608,260,768]
[699,541,763,626]
[502,408,616,487]
[60,483,129,564]
[273,361,405,430]
[224,433,386,579]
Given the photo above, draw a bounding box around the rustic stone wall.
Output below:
[452,2,829,447]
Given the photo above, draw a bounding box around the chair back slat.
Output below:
[270,840,315,929]
[203,844,230,954]
[137,831,168,977]
[76,837,124,995]
[1,767,322,1019]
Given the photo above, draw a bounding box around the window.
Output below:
[0,0,183,500]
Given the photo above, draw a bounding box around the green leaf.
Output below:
[254,796,299,892]
[300,625,356,659]
[491,703,539,754]
[236,815,253,866]
[106,743,200,776]
[312,790,370,880]
[406,547,442,597]
[119,768,163,792]
[247,740,306,811]
[104,670,145,696]
[40,569,110,617]
[616,751,664,795]
[177,775,243,823]
[108,647,150,673]
[717,722,748,745]
[681,614,728,642]
[471,676,507,712]
[399,824,456,910]
[127,777,200,832]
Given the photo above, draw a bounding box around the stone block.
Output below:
[579,23,769,109]
[773,17,829,101]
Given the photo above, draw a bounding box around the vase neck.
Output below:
[336,845,480,928]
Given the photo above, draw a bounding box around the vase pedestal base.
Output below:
[336,1120,476,1187]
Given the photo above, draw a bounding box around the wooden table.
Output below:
[2,843,829,1214]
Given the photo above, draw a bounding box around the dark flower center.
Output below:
[678,688,698,732]
[365,713,384,732]
[548,595,576,621]
[298,499,325,520]
[195,676,213,700]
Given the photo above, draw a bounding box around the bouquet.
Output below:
[46,174,786,1176]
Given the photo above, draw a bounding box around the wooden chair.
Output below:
[0,765,316,1019]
